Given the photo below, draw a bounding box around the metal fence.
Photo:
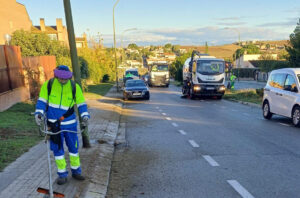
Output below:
[0,46,24,94]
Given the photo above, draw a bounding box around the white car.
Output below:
[263,68,300,126]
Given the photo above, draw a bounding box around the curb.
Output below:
[82,86,125,198]
[224,98,262,109]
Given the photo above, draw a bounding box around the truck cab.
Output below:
[182,51,226,99]
[149,64,170,87]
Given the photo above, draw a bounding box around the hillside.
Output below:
[180,44,241,60]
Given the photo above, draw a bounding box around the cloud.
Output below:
[215,17,241,21]
[217,22,247,26]
[101,26,290,46]
[257,18,298,27]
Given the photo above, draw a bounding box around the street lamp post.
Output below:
[113,0,120,91]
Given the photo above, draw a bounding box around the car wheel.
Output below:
[165,84,169,88]
[263,101,272,119]
[292,106,300,127]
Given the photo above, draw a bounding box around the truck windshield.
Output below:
[151,65,168,72]
[197,61,224,75]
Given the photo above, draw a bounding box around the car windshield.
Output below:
[125,70,139,76]
[126,80,146,87]
[197,60,224,75]
[151,65,168,72]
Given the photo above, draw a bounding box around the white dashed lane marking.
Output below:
[166,117,172,120]
[172,123,178,127]
[178,130,187,135]
[202,155,220,167]
[188,140,199,148]
[162,113,167,116]
[227,180,255,198]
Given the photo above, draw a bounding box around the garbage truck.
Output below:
[148,64,170,87]
[182,50,226,99]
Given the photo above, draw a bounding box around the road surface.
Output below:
[107,84,300,198]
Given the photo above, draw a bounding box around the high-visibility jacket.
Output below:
[35,78,89,130]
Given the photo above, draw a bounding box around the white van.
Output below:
[263,68,300,126]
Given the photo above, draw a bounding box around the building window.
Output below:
[48,34,57,40]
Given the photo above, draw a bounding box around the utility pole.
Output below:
[113,0,120,91]
[63,0,91,148]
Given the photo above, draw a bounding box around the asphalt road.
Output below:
[107,84,300,198]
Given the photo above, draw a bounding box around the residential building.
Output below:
[0,0,32,44]
[126,60,143,67]
[235,54,278,68]
[76,33,88,48]
[31,18,69,46]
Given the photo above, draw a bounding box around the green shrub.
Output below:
[256,88,264,97]
[102,74,110,82]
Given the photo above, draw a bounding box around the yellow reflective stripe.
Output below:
[81,112,89,117]
[69,153,80,168]
[55,156,66,171]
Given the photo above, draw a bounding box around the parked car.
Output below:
[123,79,150,100]
[262,68,300,126]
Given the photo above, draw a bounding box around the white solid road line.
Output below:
[178,130,187,135]
[188,140,199,148]
[279,123,291,127]
[202,155,220,167]
[166,117,172,120]
[227,180,255,198]
[162,113,167,116]
[172,123,178,127]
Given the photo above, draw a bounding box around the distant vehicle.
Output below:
[141,74,150,85]
[148,64,170,87]
[123,79,150,100]
[123,68,139,86]
[182,50,226,99]
[262,68,300,127]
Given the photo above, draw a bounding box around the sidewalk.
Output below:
[0,86,124,198]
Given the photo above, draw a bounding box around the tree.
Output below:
[205,42,209,54]
[164,43,172,49]
[10,30,69,58]
[286,18,300,67]
[127,43,139,50]
[233,44,260,60]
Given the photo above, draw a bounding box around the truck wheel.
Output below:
[216,96,222,100]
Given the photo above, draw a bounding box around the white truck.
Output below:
[182,51,226,99]
[148,64,170,87]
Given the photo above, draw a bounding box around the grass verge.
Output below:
[171,80,183,87]
[84,82,114,100]
[0,102,42,171]
[224,89,263,105]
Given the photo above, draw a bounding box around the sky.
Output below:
[18,0,300,47]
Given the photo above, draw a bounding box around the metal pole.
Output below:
[113,0,120,92]
[63,0,90,148]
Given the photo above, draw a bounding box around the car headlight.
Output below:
[193,86,201,91]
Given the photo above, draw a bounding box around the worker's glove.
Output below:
[81,116,89,127]
[35,114,43,126]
